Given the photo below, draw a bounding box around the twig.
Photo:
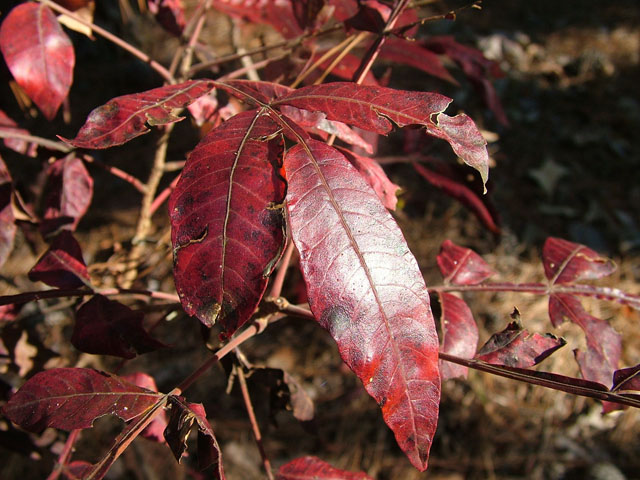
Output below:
[0,130,71,152]
[46,429,81,480]
[149,173,180,216]
[81,155,147,193]
[0,287,180,306]
[267,239,295,299]
[38,0,174,83]
[237,366,275,480]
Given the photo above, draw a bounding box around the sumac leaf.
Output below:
[0,110,36,155]
[438,292,478,379]
[71,295,166,359]
[612,364,640,393]
[543,237,616,284]
[165,397,225,477]
[285,139,440,471]
[273,82,488,187]
[208,0,302,38]
[475,320,565,368]
[60,80,214,149]
[437,239,495,285]
[170,111,286,333]
[0,3,75,120]
[3,368,163,432]
[379,37,457,84]
[40,154,93,235]
[148,0,186,36]
[549,294,620,387]
[277,455,373,480]
[28,230,90,288]
[0,156,16,268]
[122,372,167,442]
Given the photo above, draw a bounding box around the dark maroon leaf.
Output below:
[0,156,16,268]
[549,294,620,387]
[64,461,92,480]
[438,292,478,379]
[424,36,508,126]
[3,368,163,432]
[28,230,90,288]
[338,147,399,210]
[316,52,379,86]
[122,372,168,442]
[250,367,315,422]
[292,0,326,31]
[165,397,225,477]
[148,0,186,36]
[437,239,495,285]
[208,0,302,38]
[475,320,565,368]
[215,80,294,106]
[170,111,286,333]
[60,80,214,149]
[413,162,500,234]
[71,295,166,359]
[0,109,36,155]
[273,82,488,187]
[612,364,640,393]
[379,37,457,84]
[344,2,386,33]
[40,154,93,235]
[0,3,75,120]
[285,139,440,471]
[277,456,373,480]
[543,237,616,285]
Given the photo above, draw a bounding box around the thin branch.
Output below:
[267,239,295,299]
[81,155,147,193]
[237,366,275,480]
[0,130,71,152]
[46,429,81,480]
[0,287,180,306]
[149,173,180,216]
[38,0,174,83]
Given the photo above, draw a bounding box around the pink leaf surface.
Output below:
[273,82,488,187]
[475,320,566,368]
[169,111,286,333]
[3,368,163,432]
[40,154,93,235]
[543,237,616,285]
[413,162,500,234]
[208,0,303,38]
[0,156,16,268]
[612,364,640,393]
[437,239,495,285]
[339,147,399,210]
[438,292,478,379]
[28,230,90,289]
[122,372,167,442]
[0,110,36,155]
[71,295,166,359]
[0,3,75,120]
[165,397,225,477]
[277,455,373,480]
[285,139,440,471]
[60,80,214,149]
[549,294,621,387]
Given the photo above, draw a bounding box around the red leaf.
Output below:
[338,147,399,210]
[475,320,565,368]
[437,239,495,285]
[0,156,16,268]
[3,368,163,432]
[208,0,302,38]
[170,111,286,333]
[277,456,373,480]
[148,0,186,36]
[316,52,379,85]
[64,461,92,480]
[438,292,478,379]
[40,154,93,235]
[0,3,75,120]
[612,364,640,393]
[285,139,440,471]
[274,82,488,187]
[165,397,225,477]
[60,80,214,149]
[28,230,90,289]
[71,295,166,358]
[549,294,621,387]
[543,237,616,285]
[0,109,36,155]
[122,372,167,442]
[424,36,508,126]
[379,37,457,84]
[413,161,500,234]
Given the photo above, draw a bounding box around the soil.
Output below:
[1,1,639,479]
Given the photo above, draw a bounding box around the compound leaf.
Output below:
[437,240,495,285]
[285,139,440,471]
[543,237,616,285]
[28,230,90,289]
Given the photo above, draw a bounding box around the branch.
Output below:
[0,130,71,152]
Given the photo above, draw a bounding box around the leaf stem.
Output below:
[0,287,180,306]
[81,155,147,193]
[237,366,275,480]
[0,130,71,152]
[37,0,174,83]
[46,429,81,480]
[267,240,296,299]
